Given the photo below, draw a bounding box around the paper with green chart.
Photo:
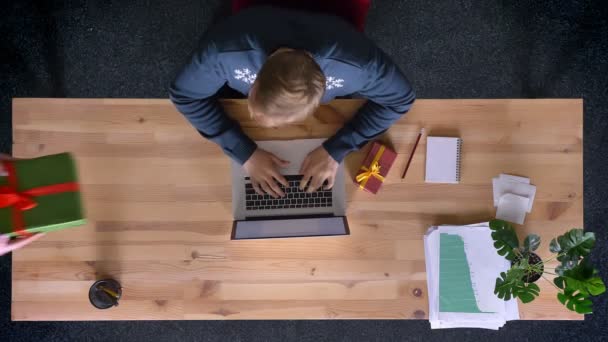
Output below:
[424,223,519,329]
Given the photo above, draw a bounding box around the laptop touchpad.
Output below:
[232,217,349,240]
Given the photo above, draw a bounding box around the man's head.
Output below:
[248,49,325,127]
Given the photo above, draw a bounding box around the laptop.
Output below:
[231,139,349,240]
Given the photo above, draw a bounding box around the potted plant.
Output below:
[489,219,605,314]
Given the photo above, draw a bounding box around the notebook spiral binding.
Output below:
[456,139,462,181]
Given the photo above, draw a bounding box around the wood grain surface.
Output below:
[11,98,583,321]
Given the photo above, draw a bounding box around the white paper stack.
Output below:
[492,174,536,224]
[424,222,519,330]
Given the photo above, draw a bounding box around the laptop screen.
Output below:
[231,216,349,240]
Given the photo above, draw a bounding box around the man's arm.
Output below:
[322,48,416,162]
[169,42,257,164]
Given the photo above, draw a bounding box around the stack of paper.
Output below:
[492,174,536,224]
[424,222,519,330]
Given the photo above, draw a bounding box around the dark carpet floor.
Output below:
[1,0,608,341]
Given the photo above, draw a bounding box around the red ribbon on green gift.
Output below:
[0,160,80,237]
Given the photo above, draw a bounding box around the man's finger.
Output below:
[271,170,289,188]
[8,233,45,251]
[307,176,325,193]
[324,174,335,190]
[260,181,279,198]
[299,155,310,174]
[267,177,285,198]
[252,180,264,196]
[299,173,312,191]
[271,155,290,168]
[0,154,15,176]
[259,181,272,197]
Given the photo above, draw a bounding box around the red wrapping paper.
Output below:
[355,141,397,194]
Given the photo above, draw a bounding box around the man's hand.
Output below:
[0,233,45,257]
[299,146,339,193]
[0,153,14,176]
[243,149,289,198]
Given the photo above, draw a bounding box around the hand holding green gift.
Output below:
[0,233,45,256]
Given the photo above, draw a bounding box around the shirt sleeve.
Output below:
[169,41,257,165]
[322,48,416,162]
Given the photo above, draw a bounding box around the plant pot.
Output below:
[512,252,544,283]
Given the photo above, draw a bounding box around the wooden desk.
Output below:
[11,98,583,321]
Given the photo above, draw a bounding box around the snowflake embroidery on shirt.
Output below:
[233,68,257,84]
[326,76,344,90]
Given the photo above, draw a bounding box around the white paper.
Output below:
[492,177,536,212]
[496,193,529,224]
[499,174,530,184]
[504,297,520,321]
[425,137,461,184]
[424,223,519,330]
[424,227,440,323]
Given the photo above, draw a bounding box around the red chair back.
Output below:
[231,0,371,32]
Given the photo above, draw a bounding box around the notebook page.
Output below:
[425,137,461,183]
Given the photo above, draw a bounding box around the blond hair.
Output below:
[249,50,325,124]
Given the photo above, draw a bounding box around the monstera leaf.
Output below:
[562,259,606,296]
[522,234,541,253]
[494,269,540,303]
[495,270,522,301]
[549,229,595,266]
[554,259,605,313]
[557,288,593,314]
[489,219,520,261]
[555,260,578,276]
[516,282,541,303]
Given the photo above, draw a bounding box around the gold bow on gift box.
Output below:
[356,145,386,189]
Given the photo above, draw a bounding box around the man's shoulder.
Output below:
[313,31,377,71]
[315,40,376,75]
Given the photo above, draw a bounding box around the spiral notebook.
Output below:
[425,137,462,184]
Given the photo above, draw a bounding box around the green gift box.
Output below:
[0,153,86,237]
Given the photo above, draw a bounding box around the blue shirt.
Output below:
[169,6,415,164]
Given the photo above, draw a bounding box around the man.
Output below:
[170,6,415,198]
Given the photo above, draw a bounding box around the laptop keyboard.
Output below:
[245,175,333,211]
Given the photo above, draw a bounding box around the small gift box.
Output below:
[355,141,397,194]
[0,153,86,237]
